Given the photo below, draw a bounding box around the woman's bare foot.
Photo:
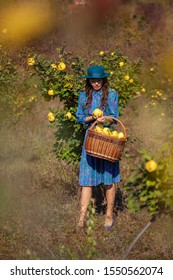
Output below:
[77,214,86,228]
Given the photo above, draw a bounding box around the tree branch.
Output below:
[121,215,156,260]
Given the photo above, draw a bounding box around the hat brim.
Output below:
[82,73,110,79]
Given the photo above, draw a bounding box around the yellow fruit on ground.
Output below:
[102,127,110,135]
[145,160,158,172]
[64,112,72,119]
[92,108,103,118]
[118,132,125,139]
[58,62,66,71]
[48,89,54,96]
[111,130,119,138]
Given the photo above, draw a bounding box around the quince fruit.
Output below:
[48,89,54,96]
[118,132,125,139]
[48,112,55,122]
[58,62,66,71]
[27,57,35,66]
[102,127,110,135]
[92,108,103,118]
[64,112,72,119]
[145,160,158,172]
[95,124,104,133]
[111,130,119,138]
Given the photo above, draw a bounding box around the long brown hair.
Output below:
[85,78,110,109]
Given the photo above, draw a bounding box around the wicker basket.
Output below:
[85,117,126,162]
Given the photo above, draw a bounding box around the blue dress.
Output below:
[76,89,120,187]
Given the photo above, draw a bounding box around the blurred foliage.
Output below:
[0,43,39,123]
[125,133,173,216]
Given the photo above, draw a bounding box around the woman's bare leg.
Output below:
[78,186,92,227]
[104,183,116,227]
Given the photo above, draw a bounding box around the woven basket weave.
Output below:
[85,117,126,162]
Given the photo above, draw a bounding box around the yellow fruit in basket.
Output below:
[92,108,103,118]
[111,130,119,138]
[95,124,104,132]
[118,132,125,139]
[102,127,110,135]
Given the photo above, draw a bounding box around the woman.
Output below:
[76,65,120,228]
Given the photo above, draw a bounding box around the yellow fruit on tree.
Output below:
[145,160,158,172]
[49,116,55,122]
[99,51,104,56]
[64,112,72,119]
[51,64,57,69]
[111,130,119,138]
[27,57,35,66]
[118,132,125,139]
[48,89,54,96]
[119,61,124,67]
[92,108,103,118]
[48,112,53,117]
[124,75,130,81]
[48,112,55,122]
[58,62,66,71]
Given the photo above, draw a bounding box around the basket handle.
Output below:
[89,116,127,139]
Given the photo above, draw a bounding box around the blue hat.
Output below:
[82,65,110,79]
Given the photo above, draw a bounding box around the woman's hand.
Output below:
[85,115,97,123]
[97,116,106,123]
